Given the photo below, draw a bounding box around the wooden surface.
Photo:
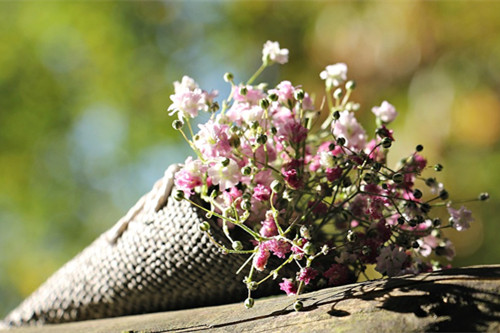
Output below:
[3,265,500,333]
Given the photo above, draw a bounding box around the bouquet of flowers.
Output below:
[167,41,488,310]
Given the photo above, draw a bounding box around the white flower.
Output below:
[375,246,408,277]
[332,110,367,150]
[262,41,289,65]
[167,76,218,121]
[448,205,474,231]
[371,101,398,123]
[207,158,240,191]
[319,151,335,168]
[320,63,348,88]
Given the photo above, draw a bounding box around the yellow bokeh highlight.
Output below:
[451,90,500,147]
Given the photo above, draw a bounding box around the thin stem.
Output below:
[247,63,267,86]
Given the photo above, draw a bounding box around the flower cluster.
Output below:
[167,41,488,310]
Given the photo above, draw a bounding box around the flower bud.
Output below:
[174,190,184,201]
[346,230,357,242]
[294,89,305,101]
[397,217,405,225]
[381,137,392,149]
[434,164,443,172]
[260,98,270,109]
[198,221,211,232]
[244,297,255,309]
[321,244,329,255]
[413,189,422,199]
[271,180,283,192]
[240,86,248,96]
[221,158,230,167]
[439,189,449,200]
[336,137,346,146]
[345,80,356,90]
[303,242,315,255]
[241,166,252,176]
[333,88,343,99]
[241,200,252,211]
[251,121,260,130]
[232,241,243,251]
[271,127,278,135]
[294,300,304,312]
[416,144,424,152]
[333,110,341,120]
[257,134,268,145]
[433,218,441,227]
[300,226,311,239]
[420,203,431,214]
[412,241,420,249]
[479,192,490,201]
[392,173,404,183]
[172,120,183,130]
[268,93,278,101]
[224,72,234,82]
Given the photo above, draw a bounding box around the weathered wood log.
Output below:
[3,265,499,333]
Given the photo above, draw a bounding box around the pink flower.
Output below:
[264,239,291,259]
[447,205,474,231]
[372,101,398,123]
[233,85,266,104]
[298,267,319,285]
[253,246,270,271]
[253,184,271,202]
[168,76,217,120]
[174,157,205,197]
[320,63,348,88]
[262,40,289,65]
[174,169,202,197]
[375,245,409,277]
[283,169,302,189]
[326,167,342,182]
[279,278,297,295]
[268,81,295,103]
[260,212,278,237]
[195,119,232,158]
[323,264,350,286]
[332,110,367,150]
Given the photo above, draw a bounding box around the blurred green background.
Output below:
[1,1,499,317]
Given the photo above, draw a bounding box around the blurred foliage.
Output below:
[1,1,499,317]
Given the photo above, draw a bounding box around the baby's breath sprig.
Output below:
[167,40,488,310]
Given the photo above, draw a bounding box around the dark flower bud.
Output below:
[294,89,305,101]
[240,86,248,96]
[433,218,441,227]
[221,158,230,167]
[257,134,268,145]
[333,110,341,120]
[336,136,346,146]
[260,98,270,109]
[223,72,234,82]
[434,164,443,172]
[413,189,422,199]
[346,80,356,90]
[294,300,304,312]
[244,297,254,309]
[174,190,184,201]
[268,93,278,101]
[241,166,252,176]
[392,173,404,184]
[416,144,424,152]
[198,221,211,232]
[479,192,490,201]
[172,119,183,130]
[381,137,392,149]
[439,190,449,200]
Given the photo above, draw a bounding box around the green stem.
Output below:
[247,63,267,86]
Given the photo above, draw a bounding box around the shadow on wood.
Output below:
[3,265,500,332]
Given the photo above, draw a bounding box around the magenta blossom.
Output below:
[253,184,271,202]
[279,278,297,295]
[298,267,319,285]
